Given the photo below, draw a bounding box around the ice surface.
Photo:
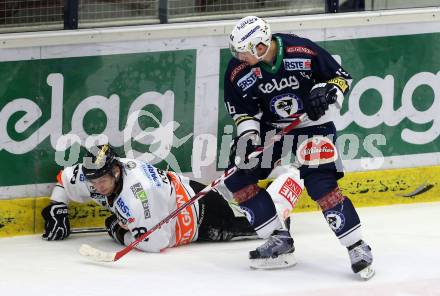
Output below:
[1,202,439,296]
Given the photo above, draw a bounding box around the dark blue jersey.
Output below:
[224,33,351,135]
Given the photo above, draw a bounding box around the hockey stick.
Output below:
[79,114,308,262]
[71,227,107,234]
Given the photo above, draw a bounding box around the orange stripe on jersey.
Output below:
[167,172,197,247]
[56,170,64,185]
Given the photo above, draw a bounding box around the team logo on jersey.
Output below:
[283,58,311,71]
[252,67,263,78]
[130,182,151,219]
[237,71,257,91]
[141,164,161,187]
[116,197,131,217]
[296,136,338,166]
[258,75,300,94]
[239,206,255,225]
[286,46,317,56]
[325,210,345,233]
[126,161,137,170]
[130,183,147,200]
[270,94,303,118]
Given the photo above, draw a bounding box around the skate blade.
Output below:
[249,253,296,270]
[358,266,375,280]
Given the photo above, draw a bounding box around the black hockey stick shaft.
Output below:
[71,227,107,234]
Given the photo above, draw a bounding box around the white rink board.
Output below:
[1,8,440,198]
[0,202,439,296]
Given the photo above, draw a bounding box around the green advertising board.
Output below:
[217,32,440,167]
[1,32,440,189]
[0,50,196,187]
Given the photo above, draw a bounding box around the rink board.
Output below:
[2,12,440,198]
[1,165,439,237]
[1,9,440,238]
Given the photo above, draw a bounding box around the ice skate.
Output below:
[249,229,296,269]
[348,240,375,280]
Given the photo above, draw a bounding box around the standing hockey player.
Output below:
[220,15,374,279]
[41,144,258,252]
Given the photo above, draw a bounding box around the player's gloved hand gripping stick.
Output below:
[79,114,308,262]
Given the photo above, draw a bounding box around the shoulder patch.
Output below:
[286,46,317,56]
[56,170,63,185]
[230,63,249,82]
[126,161,137,170]
[252,67,263,78]
[327,77,349,93]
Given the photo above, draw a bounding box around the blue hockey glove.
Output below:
[304,83,338,121]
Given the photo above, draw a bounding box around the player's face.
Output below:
[88,174,116,196]
[236,52,259,66]
[236,44,269,66]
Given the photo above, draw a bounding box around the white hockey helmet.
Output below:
[229,16,272,60]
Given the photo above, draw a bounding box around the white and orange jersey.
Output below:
[110,159,199,252]
[50,158,199,252]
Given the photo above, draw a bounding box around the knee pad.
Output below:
[213,178,235,201]
[215,169,260,202]
[266,170,304,221]
[214,181,261,203]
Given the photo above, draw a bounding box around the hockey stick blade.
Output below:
[396,182,434,198]
[79,114,307,262]
[79,244,116,262]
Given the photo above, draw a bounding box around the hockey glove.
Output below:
[105,214,129,245]
[41,202,70,241]
[229,132,261,172]
[304,83,338,121]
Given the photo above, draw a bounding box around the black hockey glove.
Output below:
[304,83,338,121]
[41,202,70,241]
[105,214,129,245]
[229,132,261,172]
